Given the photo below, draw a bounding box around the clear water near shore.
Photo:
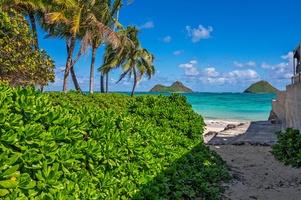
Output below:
[126,92,276,121]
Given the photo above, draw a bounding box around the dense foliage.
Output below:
[272,128,301,168]
[0,9,55,88]
[0,83,230,199]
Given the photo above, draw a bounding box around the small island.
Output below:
[150,81,193,92]
[244,80,279,93]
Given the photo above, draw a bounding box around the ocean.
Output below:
[127,92,276,121]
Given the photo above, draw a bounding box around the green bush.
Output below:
[0,83,229,199]
[272,128,301,167]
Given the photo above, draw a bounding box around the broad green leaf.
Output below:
[1,164,19,179]
[0,189,9,197]
[0,180,18,188]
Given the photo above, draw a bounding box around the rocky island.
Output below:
[244,80,278,93]
[150,81,193,92]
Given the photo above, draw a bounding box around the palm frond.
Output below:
[53,0,76,8]
[70,6,82,34]
[45,12,66,24]
[94,20,120,48]
[116,68,131,83]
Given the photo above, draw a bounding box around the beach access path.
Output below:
[204,120,301,200]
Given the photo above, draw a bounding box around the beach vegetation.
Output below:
[1,0,45,50]
[0,83,230,199]
[272,128,301,167]
[0,9,55,90]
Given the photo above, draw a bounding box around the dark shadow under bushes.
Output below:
[133,143,230,200]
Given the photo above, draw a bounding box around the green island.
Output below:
[243,80,279,93]
[150,81,193,92]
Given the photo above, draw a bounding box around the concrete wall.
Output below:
[272,82,301,131]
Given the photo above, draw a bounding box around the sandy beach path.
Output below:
[204,120,301,200]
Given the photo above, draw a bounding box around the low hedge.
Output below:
[0,83,229,199]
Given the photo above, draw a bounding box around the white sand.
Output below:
[203,119,301,200]
[204,119,247,134]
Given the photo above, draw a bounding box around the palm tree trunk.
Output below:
[100,71,105,93]
[89,47,97,94]
[40,86,44,93]
[70,66,82,94]
[63,35,76,92]
[28,11,39,50]
[131,67,137,97]
[106,72,109,93]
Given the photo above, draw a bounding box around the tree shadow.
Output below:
[133,142,231,200]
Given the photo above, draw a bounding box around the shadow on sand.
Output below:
[206,121,282,146]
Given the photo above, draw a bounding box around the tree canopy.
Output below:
[0,9,55,88]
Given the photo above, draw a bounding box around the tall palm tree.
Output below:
[100,26,155,96]
[88,0,123,94]
[45,0,120,92]
[102,0,130,93]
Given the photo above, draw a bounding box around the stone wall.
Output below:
[272,82,301,131]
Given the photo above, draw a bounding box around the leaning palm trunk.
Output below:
[131,66,137,97]
[89,47,97,94]
[63,35,77,92]
[70,66,82,94]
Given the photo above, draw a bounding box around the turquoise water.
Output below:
[129,92,276,121]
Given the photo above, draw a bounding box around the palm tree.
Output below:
[88,0,123,94]
[45,0,120,92]
[100,26,155,96]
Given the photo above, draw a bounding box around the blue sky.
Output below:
[41,0,301,92]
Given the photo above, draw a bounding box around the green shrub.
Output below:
[0,83,229,199]
[272,128,301,167]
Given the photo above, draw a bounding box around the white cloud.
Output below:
[246,61,257,67]
[185,68,199,76]
[163,36,171,43]
[203,67,219,77]
[198,68,260,86]
[179,60,199,76]
[233,61,244,67]
[199,77,227,85]
[173,50,184,55]
[281,52,293,60]
[261,52,293,80]
[138,20,154,29]
[179,60,198,68]
[186,24,213,42]
[228,69,260,80]
[233,61,257,68]
[190,60,198,65]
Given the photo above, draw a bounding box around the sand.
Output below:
[204,120,301,200]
